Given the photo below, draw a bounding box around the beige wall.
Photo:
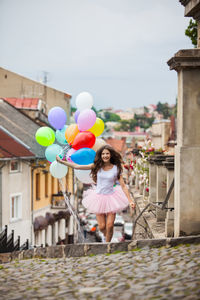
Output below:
[0,67,71,123]
[32,161,73,211]
[115,111,134,120]
[33,162,57,211]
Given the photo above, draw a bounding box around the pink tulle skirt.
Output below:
[82,185,129,214]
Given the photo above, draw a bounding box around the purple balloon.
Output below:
[77,109,96,131]
[74,110,80,123]
[48,107,67,130]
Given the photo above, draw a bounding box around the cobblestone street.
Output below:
[0,243,199,300]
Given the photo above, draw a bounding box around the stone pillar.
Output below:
[58,219,66,241]
[46,225,52,246]
[139,182,144,195]
[34,231,39,246]
[134,156,140,190]
[163,157,175,237]
[156,163,167,222]
[52,222,59,245]
[41,229,45,247]
[54,221,58,244]
[135,171,139,190]
[168,49,200,236]
[37,231,42,246]
[148,158,157,203]
[153,155,172,222]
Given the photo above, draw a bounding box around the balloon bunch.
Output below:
[35,106,69,178]
[35,92,106,183]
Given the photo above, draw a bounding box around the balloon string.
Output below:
[58,144,71,159]
[58,178,85,243]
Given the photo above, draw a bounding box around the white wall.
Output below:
[2,160,32,244]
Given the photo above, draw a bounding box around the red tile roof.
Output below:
[113,131,147,136]
[105,137,126,154]
[2,97,40,109]
[0,128,35,158]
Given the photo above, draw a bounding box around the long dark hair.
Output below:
[91,145,123,183]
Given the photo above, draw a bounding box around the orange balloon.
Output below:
[65,124,79,145]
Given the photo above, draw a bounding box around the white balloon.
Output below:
[50,161,68,179]
[74,169,93,184]
[92,138,107,152]
[75,92,93,111]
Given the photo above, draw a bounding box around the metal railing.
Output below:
[132,178,174,236]
[0,225,29,253]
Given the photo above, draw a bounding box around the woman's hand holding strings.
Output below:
[56,155,63,163]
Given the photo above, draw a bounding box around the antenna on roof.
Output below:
[41,71,50,102]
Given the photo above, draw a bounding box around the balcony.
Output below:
[51,193,67,209]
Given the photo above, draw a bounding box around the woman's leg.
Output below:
[106,213,116,242]
[96,214,106,236]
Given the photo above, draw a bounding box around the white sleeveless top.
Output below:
[96,165,118,195]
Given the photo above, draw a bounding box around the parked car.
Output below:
[86,214,97,232]
[78,207,85,214]
[86,213,96,220]
[114,214,125,226]
[111,230,125,243]
[123,222,133,240]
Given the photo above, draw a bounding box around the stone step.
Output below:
[0,235,200,264]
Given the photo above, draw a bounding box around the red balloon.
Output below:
[72,131,96,150]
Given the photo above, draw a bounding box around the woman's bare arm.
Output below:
[56,155,94,170]
[119,175,135,209]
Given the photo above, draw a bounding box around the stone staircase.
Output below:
[0,234,200,264]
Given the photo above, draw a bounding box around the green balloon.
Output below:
[35,127,55,147]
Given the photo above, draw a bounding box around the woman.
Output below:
[56,145,135,242]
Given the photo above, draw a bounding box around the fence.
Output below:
[0,225,29,253]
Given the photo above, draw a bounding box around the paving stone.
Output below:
[0,244,200,299]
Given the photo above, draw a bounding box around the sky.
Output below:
[0,0,192,110]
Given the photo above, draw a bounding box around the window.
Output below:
[10,160,20,172]
[36,173,40,200]
[51,176,55,195]
[10,194,22,220]
[45,172,48,197]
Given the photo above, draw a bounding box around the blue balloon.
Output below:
[56,125,68,145]
[71,148,96,165]
[45,144,64,162]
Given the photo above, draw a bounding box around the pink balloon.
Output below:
[66,148,76,162]
[77,109,96,131]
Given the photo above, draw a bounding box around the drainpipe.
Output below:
[31,167,34,246]
[0,162,6,231]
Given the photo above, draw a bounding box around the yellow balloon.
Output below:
[92,138,107,152]
[88,118,104,137]
[65,124,79,145]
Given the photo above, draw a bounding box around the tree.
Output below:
[155,102,171,119]
[71,106,76,115]
[103,112,121,122]
[117,120,130,131]
[185,19,197,47]
[156,102,163,114]
[129,119,137,131]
